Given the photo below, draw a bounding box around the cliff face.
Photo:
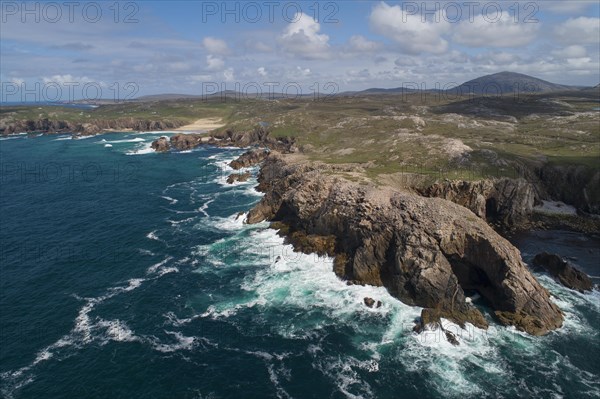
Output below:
[247,155,564,335]
[418,179,538,227]
[0,118,186,136]
[536,164,600,214]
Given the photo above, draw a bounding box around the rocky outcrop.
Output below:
[418,178,537,227]
[168,127,296,153]
[0,118,186,136]
[247,155,564,335]
[226,172,251,184]
[151,136,171,152]
[413,308,460,345]
[363,297,382,308]
[532,252,593,293]
[169,133,204,151]
[230,149,269,170]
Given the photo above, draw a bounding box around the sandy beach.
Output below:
[174,117,225,132]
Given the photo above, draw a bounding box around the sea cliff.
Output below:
[245,154,564,335]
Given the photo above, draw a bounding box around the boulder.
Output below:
[364,297,376,308]
[532,252,593,293]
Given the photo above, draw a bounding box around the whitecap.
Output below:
[146,231,160,241]
[125,142,155,155]
[104,137,145,144]
[160,195,178,205]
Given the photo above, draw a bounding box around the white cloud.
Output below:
[369,2,449,54]
[555,17,600,44]
[552,45,587,59]
[206,55,224,71]
[348,35,382,52]
[7,77,25,86]
[296,66,311,77]
[202,37,230,55]
[223,68,235,82]
[453,14,539,47]
[257,67,267,77]
[279,13,330,59]
[42,74,94,85]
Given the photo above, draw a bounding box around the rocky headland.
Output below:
[149,128,594,339]
[246,154,565,336]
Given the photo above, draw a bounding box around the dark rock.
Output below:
[230,149,269,170]
[170,133,202,151]
[376,301,382,308]
[445,330,460,346]
[151,136,171,152]
[532,252,593,293]
[364,297,376,308]
[226,172,251,184]
[414,308,441,333]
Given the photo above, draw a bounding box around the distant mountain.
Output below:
[448,71,577,95]
[134,72,592,101]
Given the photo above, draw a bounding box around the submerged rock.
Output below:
[532,252,593,293]
[247,154,564,335]
[364,297,376,308]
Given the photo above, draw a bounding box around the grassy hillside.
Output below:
[2,91,598,184]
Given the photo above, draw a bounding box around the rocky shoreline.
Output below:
[12,122,593,339]
[144,128,595,339]
[0,118,186,136]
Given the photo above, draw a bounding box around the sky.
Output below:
[1,0,599,101]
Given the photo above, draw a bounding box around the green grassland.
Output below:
[2,90,598,184]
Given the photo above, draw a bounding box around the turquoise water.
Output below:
[1,132,599,398]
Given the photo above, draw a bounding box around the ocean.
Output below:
[1,132,598,398]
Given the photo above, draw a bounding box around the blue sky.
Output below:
[1,1,599,100]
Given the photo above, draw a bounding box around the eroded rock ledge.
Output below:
[247,154,564,335]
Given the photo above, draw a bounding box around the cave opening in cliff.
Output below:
[447,255,495,306]
[485,197,499,221]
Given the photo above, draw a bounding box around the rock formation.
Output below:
[229,149,269,170]
[226,172,251,184]
[533,252,593,293]
[418,178,537,227]
[151,136,171,152]
[247,154,564,335]
[167,127,296,153]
